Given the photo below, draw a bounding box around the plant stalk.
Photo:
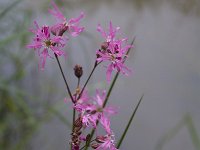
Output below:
[54,54,74,102]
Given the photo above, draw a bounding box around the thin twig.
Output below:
[72,78,80,131]
[54,54,74,102]
[77,61,99,100]
[80,139,95,150]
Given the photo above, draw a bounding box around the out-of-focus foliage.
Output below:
[0,1,71,149]
[156,114,200,150]
[0,1,36,149]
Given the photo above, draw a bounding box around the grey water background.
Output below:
[0,0,200,150]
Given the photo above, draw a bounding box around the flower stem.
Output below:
[54,54,74,102]
[72,78,80,131]
[77,61,99,100]
[80,139,95,150]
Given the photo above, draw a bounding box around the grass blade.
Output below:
[117,94,144,148]
[186,114,200,150]
[155,116,185,150]
[155,114,200,150]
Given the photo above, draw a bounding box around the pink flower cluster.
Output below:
[27,1,84,70]
[27,1,133,150]
[75,90,116,127]
[96,22,132,82]
[74,90,118,150]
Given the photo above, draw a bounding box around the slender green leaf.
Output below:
[117,94,144,148]
[155,114,200,150]
[186,114,200,150]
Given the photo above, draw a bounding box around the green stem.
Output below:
[80,139,95,150]
[186,115,200,150]
[54,54,74,102]
[72,77,80,132]
[117,94,144,148]
[77,62,99,100]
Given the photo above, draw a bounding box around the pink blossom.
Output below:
[100,117,112,134]
[91,118,118,150]
[95,135,118,150]
[49,1,84,36]
[97,22,132,82]
[77,90,117,128]
[97,21,120,42]
[97,40,132,82]
[74,90,90,112]
[27,21,66,69]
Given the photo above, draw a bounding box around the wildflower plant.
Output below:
[27,1,143,150]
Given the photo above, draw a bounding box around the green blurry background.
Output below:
[0,0,200,150]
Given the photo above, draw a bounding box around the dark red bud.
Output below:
[91,143,100,149]
[74,65,83,78]
[101,42,109,50]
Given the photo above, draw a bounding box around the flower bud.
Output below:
[91,143,100,149]
[95,136,106,143]
[74,65,83,78]
[51,24,68,36]
[101,42,109,50]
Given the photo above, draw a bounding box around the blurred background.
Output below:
[0,0,200,150]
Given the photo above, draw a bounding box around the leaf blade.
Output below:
[117,94,144,149]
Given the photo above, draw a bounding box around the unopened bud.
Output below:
[58,25,68,36]
[74,65,83,78]
[74,117,82,127]
[91,143,100,149]
[51,24,68,36]
[95,136,106,143]
[101,42,109,50]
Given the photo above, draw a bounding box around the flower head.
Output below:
[96,22,132,82]
[49,1,84,36]
[97,21,120,43]
[91,118,118,150]
[97,40,132,82]
[77,89,117,128]
[27,21,66,69]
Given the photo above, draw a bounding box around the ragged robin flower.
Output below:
[76,90,117,128]
[96,22,132,82]
[49,1,84,36]
[91,118,118,150]
[27,21,66,69]
[97,40,132,82]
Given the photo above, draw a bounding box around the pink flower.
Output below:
[74,90,90,111]
[92,118,118,150]
[91,118,117,150]
[97,21,120,42]
[95,135,118,150]
[97,40,132,82]
[78,90,117,128]
[100,117,112,134]
[27,21,66,69]
[97,22,132,82]
[49,1,84,36]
